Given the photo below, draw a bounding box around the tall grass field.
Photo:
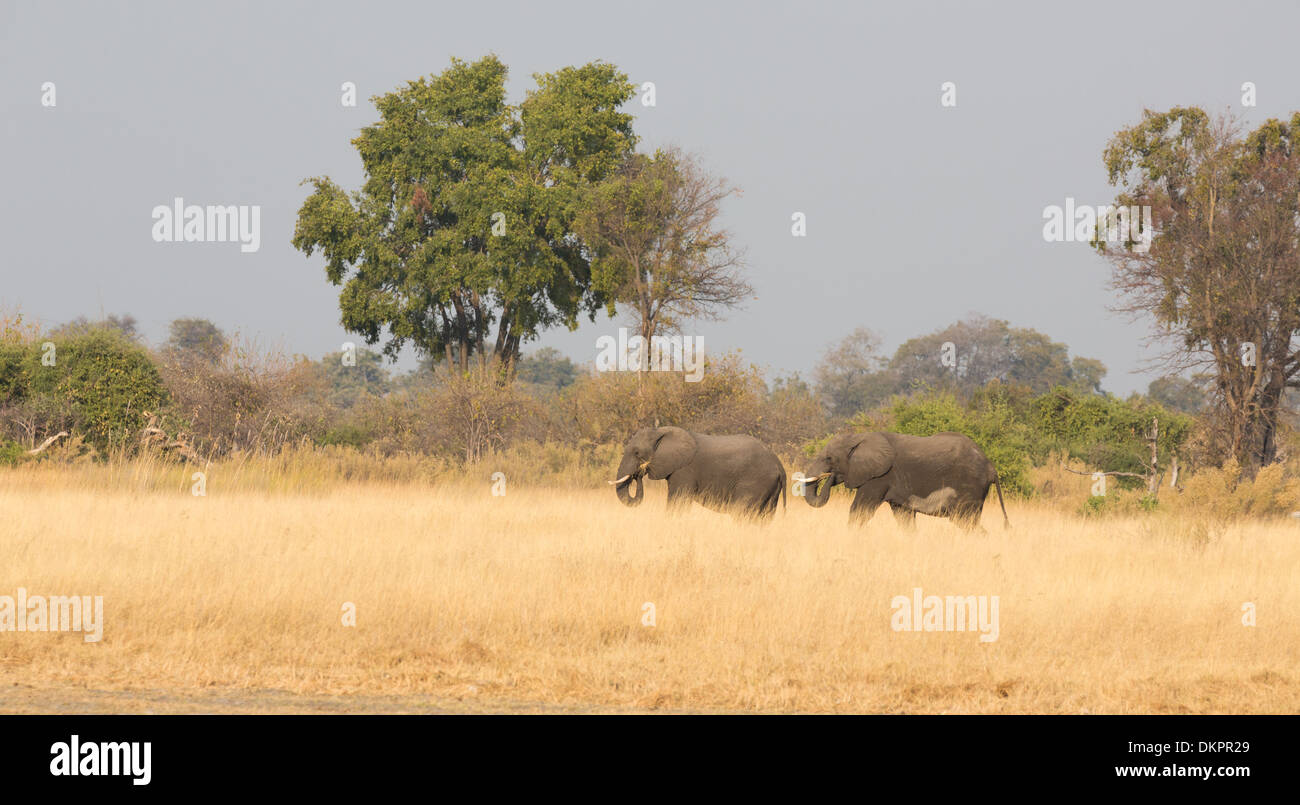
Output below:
[1,455,1296,713]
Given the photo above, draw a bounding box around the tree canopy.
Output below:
[577,147,749,344]
[293,56,637,376]
[164,318,228,365]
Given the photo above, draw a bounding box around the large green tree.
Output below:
[293,56,636,377]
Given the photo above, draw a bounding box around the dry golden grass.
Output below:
[1,460,1298,713]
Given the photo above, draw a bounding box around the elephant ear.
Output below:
[844,433,895,487]
[647,427,697,480]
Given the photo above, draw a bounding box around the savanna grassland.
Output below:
[2,457,1297,714]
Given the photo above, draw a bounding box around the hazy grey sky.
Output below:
[4,0,1298,393]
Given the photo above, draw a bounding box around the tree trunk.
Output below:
[1148,417,1159,495]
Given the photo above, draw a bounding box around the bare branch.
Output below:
[26,431,68,456]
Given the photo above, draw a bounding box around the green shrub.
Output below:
[1031,387,1192,485]
[1080,493,1110,517]
[321,423,373,449]
[0,342,32,402]
[9,328,169,452]
[0,438,23,466]
[1076,488,1159,517]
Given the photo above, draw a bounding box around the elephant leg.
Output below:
[759,478,783,520]
[664,478,692,512]
[740,494,776,523]
[748,492,776,522]
[950,503,984,533]
[848,487,884,525]
[889,502,917,531]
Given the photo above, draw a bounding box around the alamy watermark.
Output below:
[0,588,103,642]
[50,735,150,785]
[151,197,261,253]
[1043,197,1152,253]
[595,328,705,382]
[890,587,999,643]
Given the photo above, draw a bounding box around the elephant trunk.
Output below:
[614,454,645,507]
[804,475,833,508]
[615,475,645,507]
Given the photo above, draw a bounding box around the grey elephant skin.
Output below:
[801,431,1009,530]
[611,426,787,519]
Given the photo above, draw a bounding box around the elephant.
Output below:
[610,426,787,519]
[800,431,1009,531]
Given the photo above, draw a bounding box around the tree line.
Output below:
[0,310,1200,495]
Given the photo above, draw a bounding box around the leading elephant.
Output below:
[800,431,1009,531]
[611,426,787,520]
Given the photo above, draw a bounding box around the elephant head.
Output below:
[611,426,698,507]
[801,432,895,507]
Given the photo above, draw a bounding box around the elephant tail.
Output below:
[780,468,787,512]
[993,474,1010,529]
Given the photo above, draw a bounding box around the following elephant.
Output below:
[800,431,1009,531]
[611,426,787,520]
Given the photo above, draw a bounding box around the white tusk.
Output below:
[609,474,631,485]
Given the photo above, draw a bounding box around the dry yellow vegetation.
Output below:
[1,458,1297,713]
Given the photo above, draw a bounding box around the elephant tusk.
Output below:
[609,475,631,485]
